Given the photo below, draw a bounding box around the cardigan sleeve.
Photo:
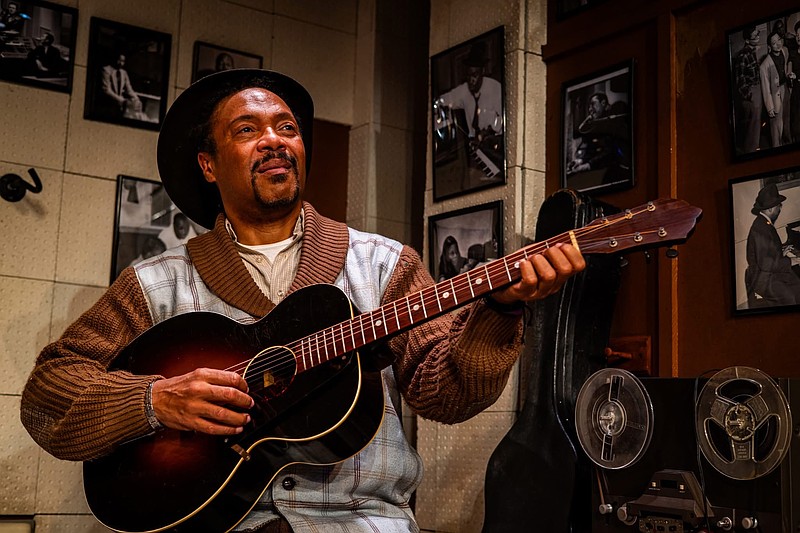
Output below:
[385,245,523,424]
[20,267,159,461]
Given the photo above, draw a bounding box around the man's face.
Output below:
[116,55,126,68]
[768,203,783,222]
[173,215,190,238]
[769,34,783,52]
[7,3,17,14]
[589,96,606,118]
[467,66,484,93]
[746,29,760,47]
[198,88,306,223]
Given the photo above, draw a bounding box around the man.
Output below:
[27,33,66,78]
[0,1,24,32]
[20,69,584,532]
[566,92,630,185]
[732,25,764,153]
[158,211,198,249]
[760,30,795,148]
[745,183,800,308]
[435,41,504,179]
[100,52,141,118]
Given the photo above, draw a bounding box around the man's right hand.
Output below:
[151,368,254,435]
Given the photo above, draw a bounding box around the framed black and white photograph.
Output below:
[84,17,171,130]
[729,167,800,315]
[192,41,262,83]
[428,201,503,283]
[0,0,77,92]
[110,175,205,283]
[431,26,506,202]
[561,60,634,195]
[727,9,800,160]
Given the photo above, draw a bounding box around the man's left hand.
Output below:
[490,243,586,305]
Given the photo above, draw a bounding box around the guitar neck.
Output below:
[293,236,568,373]
[291,197,702,373]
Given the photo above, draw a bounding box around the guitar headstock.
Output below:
[575,199,702,255]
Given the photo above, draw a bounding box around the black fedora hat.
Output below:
[157,69,314,229]
[751,183,786,215]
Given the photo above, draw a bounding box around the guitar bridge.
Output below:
[231,443,251,461]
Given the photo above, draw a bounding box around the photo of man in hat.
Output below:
[20,68,585,532]
[431,29,506,199]
[745,182,800,308]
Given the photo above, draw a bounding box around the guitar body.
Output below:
[83,284,385,533]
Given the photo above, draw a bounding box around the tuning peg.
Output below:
[666,248,679,259]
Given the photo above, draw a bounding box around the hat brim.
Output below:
[157,69,314,229]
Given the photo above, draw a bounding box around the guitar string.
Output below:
[228,227,664,384]
[220,205,669,381]
[225,220,667,383]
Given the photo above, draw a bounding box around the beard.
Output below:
[250,151,302,210]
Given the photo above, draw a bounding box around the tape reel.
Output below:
[575,368,654,469]
[695,366,792,480]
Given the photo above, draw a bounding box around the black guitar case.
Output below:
[482,189,622,533]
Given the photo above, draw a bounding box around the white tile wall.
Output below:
[0,396,38,515]
[0,84,70,170]
[55,173,117,286]
[0,278,54,395]
[0,164,63,280]
[272,16,356,125]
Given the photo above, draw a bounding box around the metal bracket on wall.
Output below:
[604,335,651,376]
[0,168,43,202]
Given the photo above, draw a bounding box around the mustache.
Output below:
[251,151,297,173]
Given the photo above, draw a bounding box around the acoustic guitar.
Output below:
[83,198,702,532]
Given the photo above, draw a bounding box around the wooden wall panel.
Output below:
[546,0,799,378]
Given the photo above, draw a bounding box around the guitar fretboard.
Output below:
[292,234,571,373]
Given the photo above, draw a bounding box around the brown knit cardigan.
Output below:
[20,203,523,461]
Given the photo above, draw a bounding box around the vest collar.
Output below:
[187,202,350,317]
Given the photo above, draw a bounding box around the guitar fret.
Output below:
[434,284,442,312]
[467,271,475,298]
[406,297,413,325]
[381,307,389,335]
[504,257,512,281]
[359,315,366,347]
[485,264,493,290]
[323,328,330,361]
[393,301,401,331]
[450,278,458,304]
[419,290,428,318]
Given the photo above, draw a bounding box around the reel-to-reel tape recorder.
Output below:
[575,366,799,532]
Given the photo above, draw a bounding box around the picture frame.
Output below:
[431,26,506,202]
[729,167,800,315]
[726,8,800,160]
[428,200,503,283]
[0,0,78,92]
[110,175,205,283]
[84,17,171,130]
[191,41,262,83]
[561,60,634,195]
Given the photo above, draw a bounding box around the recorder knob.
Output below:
[716,517,732,531]
[616,504,636,526]
[598,503,613,515]
[741,517,758,530]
